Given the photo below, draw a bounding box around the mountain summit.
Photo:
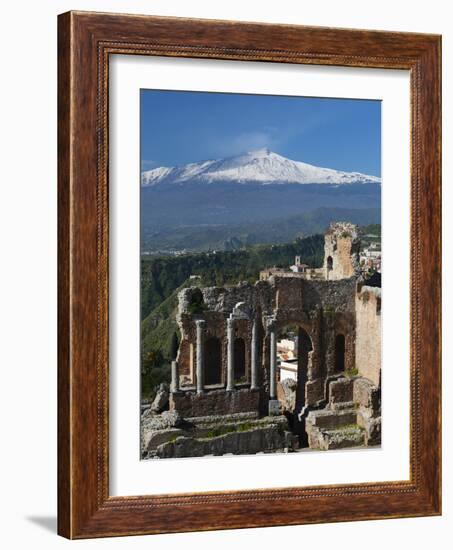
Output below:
[141,149,381,187]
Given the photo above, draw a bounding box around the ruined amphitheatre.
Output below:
[141,222,381,459]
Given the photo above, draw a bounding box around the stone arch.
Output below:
[204,336,222,385]
[234,337,246,382]
[334,333,345,372]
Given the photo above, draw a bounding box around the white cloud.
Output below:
[210,130,279,157]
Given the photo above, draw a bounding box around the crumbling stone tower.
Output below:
[323,222,360,280]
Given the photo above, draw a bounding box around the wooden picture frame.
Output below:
[58,10,441,539]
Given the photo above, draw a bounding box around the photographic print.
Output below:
[140,90,382,460]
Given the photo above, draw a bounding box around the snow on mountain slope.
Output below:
[141,148,381,187]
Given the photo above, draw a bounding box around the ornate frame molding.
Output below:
[58,11,441,538]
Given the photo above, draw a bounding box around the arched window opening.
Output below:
[234,338,246,382]
[334,334,345,372]
[204,337,222,385]
[296,328,313,409]
[189,289,204,314]
[327,256,333,270]
[277,325,313,411]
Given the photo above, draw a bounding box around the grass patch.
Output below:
[345,367,359,378]
[323,304,336,316]
[204,422,254,439]
[337,423,360,431]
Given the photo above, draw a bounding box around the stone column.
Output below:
[267,317,279,416]
[269,322,277,399]
[226,316,235,391]
[195,319,205,394]
[251,318,259,390]
[171,360,179,393]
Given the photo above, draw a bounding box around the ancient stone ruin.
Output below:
[142,222,381,459]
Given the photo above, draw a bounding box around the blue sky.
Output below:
[141,89,381,177]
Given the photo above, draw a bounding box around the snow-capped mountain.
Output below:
[141,148,381,187]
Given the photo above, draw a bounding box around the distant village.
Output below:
[359,238,381,274]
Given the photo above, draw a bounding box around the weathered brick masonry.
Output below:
[168,223,381,450]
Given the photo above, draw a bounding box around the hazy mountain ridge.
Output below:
[141,181,380,243]
[141,207,381,254]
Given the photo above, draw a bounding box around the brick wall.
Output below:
[171,387,260,418]
[355,286,381,385]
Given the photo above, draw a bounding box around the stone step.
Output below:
[306,407,357,430]
[320,425,365,450]
[154,421,296,459]
[308,424,366,451]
